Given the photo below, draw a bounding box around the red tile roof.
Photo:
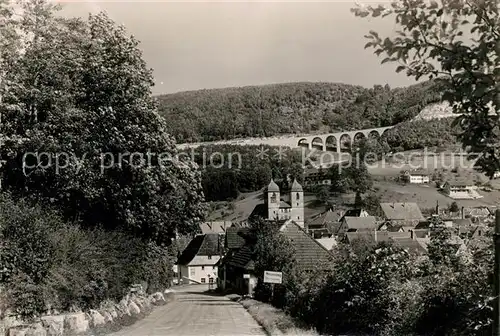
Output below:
[344,216,378,231]
[177,234,222,265]
[279,220,333,270]
[380,202,424,221]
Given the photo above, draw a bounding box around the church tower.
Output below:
[267,179,280,221]
[290,179,304,228]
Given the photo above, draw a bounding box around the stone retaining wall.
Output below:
[1,287,175,336]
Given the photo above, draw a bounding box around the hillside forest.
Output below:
[157,80,444,143]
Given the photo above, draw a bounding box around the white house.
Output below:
[401,169,430,184]
[177,233,222,285]
[443,179,482,200]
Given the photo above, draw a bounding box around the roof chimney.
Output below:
[461,206,465,219]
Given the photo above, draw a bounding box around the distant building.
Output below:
[443,179,482,199]
[380,202,425,227]
[337,216,378,236]
[343,229,429,256]
[306,208,343,238]
[176,233,222,285]
[303,167,331,187]
[462,206,492,220]
[339,208,370,222]
[401,169,430,184]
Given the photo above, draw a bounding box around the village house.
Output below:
[303,167,331,187]
[217,219,333,294]
[176,233,222,285]
[336,216,378,236]
[343,230,390,244]
[442,179,482,200]
[339,208,370,222]
[400,169,430,184]
[380,202,425,227]
[378,221,405,232]
[306,208,343,238]
[463,206,492,221]
[343,229,429,256]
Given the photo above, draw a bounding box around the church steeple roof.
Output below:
[267,179,280,192]
[291,179,303,192]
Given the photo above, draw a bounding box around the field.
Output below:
[207,147,500,222]
[207,190,332,222]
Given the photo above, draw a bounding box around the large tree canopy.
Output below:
[352,0,499,177]
[0,0,205,243]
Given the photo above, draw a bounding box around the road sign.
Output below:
[263,271,282,284]
[243,274,250,279]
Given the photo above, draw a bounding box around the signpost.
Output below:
[263,271,282,284]
[264,271,282,303]
[243,274,251,296]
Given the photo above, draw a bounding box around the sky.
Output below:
[58,1,418,95]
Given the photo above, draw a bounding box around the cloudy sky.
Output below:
[59,1,418,95]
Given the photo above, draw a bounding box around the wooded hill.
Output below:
[156,80,444,143]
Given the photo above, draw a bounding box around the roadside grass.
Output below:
[229,295,320,336]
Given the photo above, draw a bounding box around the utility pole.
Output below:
[494,209,500,336]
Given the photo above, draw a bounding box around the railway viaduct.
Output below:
[176,125,394,153]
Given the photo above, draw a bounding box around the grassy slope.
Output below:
[211,149,500,221]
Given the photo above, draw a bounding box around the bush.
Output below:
[0,193,175,318]
[253,228,494,336]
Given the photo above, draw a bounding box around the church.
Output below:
[265,179,304,228]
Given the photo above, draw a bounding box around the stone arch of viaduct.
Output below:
[175,126,395,151]
[296,126,393,153]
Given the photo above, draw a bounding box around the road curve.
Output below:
[108,285,265,336]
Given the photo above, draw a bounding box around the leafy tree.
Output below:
[251,219,297,306]
[449,201,460,213]
[415,257,492,336]
[427,216,459,268]
[357,137,390,163]
[311,241,416,335]
[382,118,460,152]
[202,168,239,201]
[315,185,330,205]
[0,2,205,243]
[354,191,363,207]
[343,160,373,194]
[362,192,383,216]
[352,0,500,177]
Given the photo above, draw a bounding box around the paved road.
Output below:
[109,285,265,336]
